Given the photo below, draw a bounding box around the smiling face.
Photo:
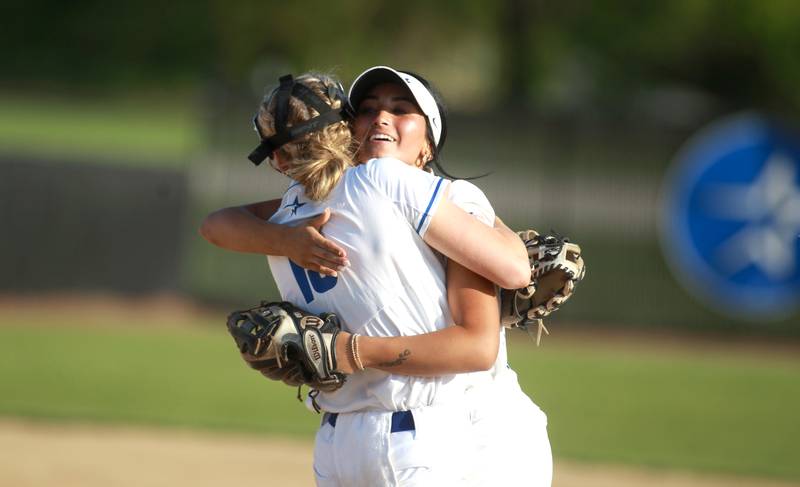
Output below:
[352,82,432,167]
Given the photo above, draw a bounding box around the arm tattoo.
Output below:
[377,349,411,368]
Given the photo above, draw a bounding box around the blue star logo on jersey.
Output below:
[284,196,307,215]
[661,113,800,321]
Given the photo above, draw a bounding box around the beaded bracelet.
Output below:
[350,333,364,371]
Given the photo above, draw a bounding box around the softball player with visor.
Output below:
[202,68,551,486]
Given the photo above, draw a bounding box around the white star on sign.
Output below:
[702,153,800,280]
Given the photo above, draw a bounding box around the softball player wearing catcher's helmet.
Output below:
[242,71,530,485]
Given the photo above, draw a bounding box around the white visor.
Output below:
[348,66,443,149]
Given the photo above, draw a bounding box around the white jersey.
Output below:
[268,157,464,413]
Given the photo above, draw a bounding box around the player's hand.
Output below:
[285,208,349,276]
[240,350,307,385]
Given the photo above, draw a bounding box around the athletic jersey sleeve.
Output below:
[361,158,450,237]
[448,179,495,227]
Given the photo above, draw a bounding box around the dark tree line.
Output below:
[3,0,799,114]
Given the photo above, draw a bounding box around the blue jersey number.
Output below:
[289,261,338,303]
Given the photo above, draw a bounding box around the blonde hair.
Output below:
[256,73,355,201]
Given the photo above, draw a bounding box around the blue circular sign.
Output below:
[661,113,800,321]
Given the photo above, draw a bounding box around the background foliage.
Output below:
[4,1,800,115]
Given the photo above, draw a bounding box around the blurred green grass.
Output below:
[509,334,800,480]
[0,320,318,437]
[0,93,202,166]
[1,316,799,481]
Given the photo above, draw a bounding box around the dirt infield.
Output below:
[2,420,797,487]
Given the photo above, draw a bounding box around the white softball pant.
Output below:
[313,403,477,486]
[468,368,553,487]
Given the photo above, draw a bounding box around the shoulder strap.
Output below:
[248,74,352,166]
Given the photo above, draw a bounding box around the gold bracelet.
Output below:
[350,333,364,371]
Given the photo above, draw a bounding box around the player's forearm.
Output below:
[336,266,501,376]
[200,205,291,256]
[352,326,499,376]
[426,201,529,289]
[494,216,524,253]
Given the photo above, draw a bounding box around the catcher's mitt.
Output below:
[226,301,346,392]
[501,230,585,344]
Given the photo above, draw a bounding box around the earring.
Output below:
[416,148,432,168]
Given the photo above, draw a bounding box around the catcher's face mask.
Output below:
[248,74,353,166]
